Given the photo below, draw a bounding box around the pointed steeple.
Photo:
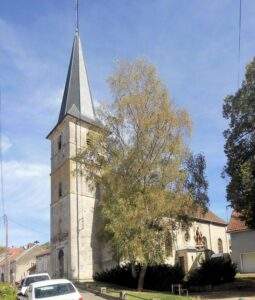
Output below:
[58,32,95,124]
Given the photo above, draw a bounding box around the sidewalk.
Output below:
[81,290,105,300]
[194,290,255,300]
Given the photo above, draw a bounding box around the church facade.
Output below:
[48,30,229,281]
[165,210,229,273]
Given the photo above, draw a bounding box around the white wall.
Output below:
[36,255,50,274]
[230,230,255,272]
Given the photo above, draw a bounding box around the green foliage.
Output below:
[95,263,184,291]
[186,257,237,287]
[185,153,209,212]
[0,283,16,299]
[76,59,209,289]
[223,58,255,228]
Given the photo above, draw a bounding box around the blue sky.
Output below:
[0,0,254,246]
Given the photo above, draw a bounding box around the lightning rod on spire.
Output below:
[76,0,79,34]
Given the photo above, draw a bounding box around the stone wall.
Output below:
[49,116,115,281]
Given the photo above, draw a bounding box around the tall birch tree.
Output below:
[75,59,208,289]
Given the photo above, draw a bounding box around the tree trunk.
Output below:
[137,265,147,291]
[131,263,137,279]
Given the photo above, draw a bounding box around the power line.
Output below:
[8,218,48,236]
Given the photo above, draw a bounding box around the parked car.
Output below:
[22,279,83,300]
[17,273,51,299]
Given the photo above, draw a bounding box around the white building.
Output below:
[166,210,229,273]
[10,244,49,283]
[227,211,255,273]
[36,250,51,274]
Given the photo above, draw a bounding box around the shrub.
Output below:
[94,263,184,291]
[186,257,237,287]
[144,264,184,291]
[94,264,137,288]
[0,283,16,299]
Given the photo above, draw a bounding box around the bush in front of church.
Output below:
[186,256,237,287]
[144,264,184,291]
[94,263,184,291]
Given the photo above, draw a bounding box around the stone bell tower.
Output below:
[47,28,109,281]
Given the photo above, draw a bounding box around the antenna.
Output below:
[76,0,79,33]
[237,0,242,88]
[0,88,8,281]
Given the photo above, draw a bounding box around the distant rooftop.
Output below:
[194,208,227,226]
[227,211,248,233]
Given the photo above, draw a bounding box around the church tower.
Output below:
[47,24,109,281]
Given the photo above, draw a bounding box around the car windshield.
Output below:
[24,275,49,287]
[34,283,75,298]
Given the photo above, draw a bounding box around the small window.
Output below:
[184,230,190,242]
[58,134,62,150]
[58,182,63,198]
[218,238,223,253]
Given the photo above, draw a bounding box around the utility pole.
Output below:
[4,214,8,282]
[0,88,8,282]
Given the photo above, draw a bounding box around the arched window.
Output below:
[202,236,208,249]
[218,238,223,253]
[86,136,92,147]
[165,233,173,257]
[58,249,64,278]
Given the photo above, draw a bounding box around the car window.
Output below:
[24,275,49,287]
[34,283,75,298]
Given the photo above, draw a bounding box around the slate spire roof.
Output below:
[58,32,95,124]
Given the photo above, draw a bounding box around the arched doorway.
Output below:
[58,249,64,278]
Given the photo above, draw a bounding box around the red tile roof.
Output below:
[0,248,23,266]
[194,208,227,225]
[227,211,248,233]
[8,248,23,257]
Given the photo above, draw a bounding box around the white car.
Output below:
[23,279,83,300]
[17,273,51,299]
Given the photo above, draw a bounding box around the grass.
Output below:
[235,273,255,281]
[107,290,194,300]
[0,283,16,300]
[78,281,196,300]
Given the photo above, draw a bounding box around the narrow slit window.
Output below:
[58,182,63,198]
[58,134,62,150]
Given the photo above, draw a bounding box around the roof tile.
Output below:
[227,211,248,233]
